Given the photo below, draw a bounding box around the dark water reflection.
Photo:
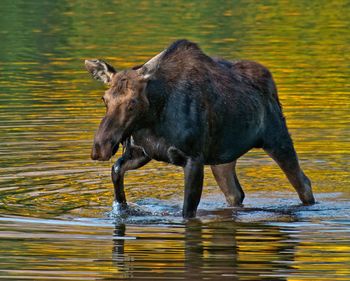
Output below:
[0,0,349,280]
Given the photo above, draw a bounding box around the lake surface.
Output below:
[0,0,349,280]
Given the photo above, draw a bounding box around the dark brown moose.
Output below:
[85,40,315,218]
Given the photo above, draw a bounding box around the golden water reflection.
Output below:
[0,218,349,280]
[0,0,349,280]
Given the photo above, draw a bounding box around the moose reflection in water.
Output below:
[110,219,298,280]
[85,39,315,218]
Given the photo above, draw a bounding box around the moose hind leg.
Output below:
[263,131,315,205]
[211,161,245,206]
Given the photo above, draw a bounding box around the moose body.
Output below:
[85,40,315,218]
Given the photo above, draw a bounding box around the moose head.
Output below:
[85,51,165,161]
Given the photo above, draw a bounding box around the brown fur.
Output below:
[85,39,315,218]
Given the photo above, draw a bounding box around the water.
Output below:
[0,0,349,280]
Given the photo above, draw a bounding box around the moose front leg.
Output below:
[111,157,127,209]
[111,145,150,210]
[183,159,204,218]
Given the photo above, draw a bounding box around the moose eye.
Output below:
[128,99,137,111]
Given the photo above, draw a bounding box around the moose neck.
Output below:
[142,79,167,126]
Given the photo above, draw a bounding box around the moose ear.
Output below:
[84,59,116,84]
[137,50,166,80]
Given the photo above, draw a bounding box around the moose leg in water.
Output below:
[183,159,204,218]
[263,119,315,205]
[211,161,245,206]
[112,145,150,210]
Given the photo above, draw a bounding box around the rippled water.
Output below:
[0,0,349,280]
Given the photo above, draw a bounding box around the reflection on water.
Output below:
[1,212,349,280]
[0,0,349,280]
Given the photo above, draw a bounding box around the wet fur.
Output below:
[131,40,281,165]
[88,39,315,218]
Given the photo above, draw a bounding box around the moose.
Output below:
[85,39,315,218]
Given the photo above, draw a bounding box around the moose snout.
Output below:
[91,139,118,161]
[91,143,101,160]
[91,141,111,161]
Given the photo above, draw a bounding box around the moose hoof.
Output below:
[226,195,244,207]
[302,198,316,206]
[112,201,128,212]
